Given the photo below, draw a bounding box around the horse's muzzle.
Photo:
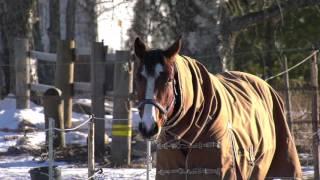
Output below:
[138,121,159,139]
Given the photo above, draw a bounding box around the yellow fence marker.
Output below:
[112,124,132,137]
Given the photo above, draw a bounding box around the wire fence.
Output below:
[1,49,318,179]
[265,50,319,81]
[44,114,320,178]
[1,92,317,179]
[0,47,316,67]
[40,114,154,180]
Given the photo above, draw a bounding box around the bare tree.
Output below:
[129,0,320,73]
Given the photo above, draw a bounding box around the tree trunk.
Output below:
[182,0,229,73]
[60,0,76,41]
[76,0,98,48]
[38,0,60,85]
[66,0,76,40]
[210,1,238,73]
[0,0,33,94]
[49,0,60,53]
[263,20,274,79]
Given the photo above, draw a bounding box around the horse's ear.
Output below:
[164,36,181,59]
[134,37,146,60]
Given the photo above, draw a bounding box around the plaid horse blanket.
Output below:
[156,55,302,180]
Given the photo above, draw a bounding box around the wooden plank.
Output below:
[30,83,55,94]
[311,52,319,180]
[14,38,30,109]
[111,50,133,166]
[30,50,57,62]
[91,42,106,159]
[55,40,75,128]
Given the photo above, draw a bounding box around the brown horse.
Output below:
[134,37,302,180]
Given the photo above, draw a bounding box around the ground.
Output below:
[0,95,314,179]
[0,96,155,179]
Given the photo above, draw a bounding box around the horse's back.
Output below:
[213,71,301,179]
[155,55,301,180]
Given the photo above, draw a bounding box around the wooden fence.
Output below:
[14,38,133,164]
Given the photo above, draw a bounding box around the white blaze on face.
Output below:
[141,63,163,131]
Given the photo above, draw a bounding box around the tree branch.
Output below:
[229,0,320,32]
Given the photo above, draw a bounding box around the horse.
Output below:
[134,37,302,180]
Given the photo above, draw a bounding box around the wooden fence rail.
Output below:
[30,50,57,62]
[30,84,55,94]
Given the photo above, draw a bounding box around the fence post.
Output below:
[14,38,30,109]
[43,88,65,148]
[283,56,293,133]
[55,40,75,128]
[146,140,152,180]
[48,118,54,180]
[311,51,319,180]
[111,50,133,166]
[88,116,95,179]
[91,42,106,159]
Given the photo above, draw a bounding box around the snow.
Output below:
[0,153,155,179]
[0,96,155,179]
[0,167,155,180]
[0,95,314,179]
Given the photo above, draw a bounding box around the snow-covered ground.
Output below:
[0,95,314,179]
[0,96,155,179]
[0,153,155,180]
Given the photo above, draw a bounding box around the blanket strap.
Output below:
[157,141,220,150]
[228,122,244,179]
[158,168,221,176]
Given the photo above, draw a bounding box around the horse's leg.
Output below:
[266,89,302,179]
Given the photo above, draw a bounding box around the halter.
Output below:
[137,79,177,120]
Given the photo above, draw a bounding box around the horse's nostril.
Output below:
[138,122,159,139]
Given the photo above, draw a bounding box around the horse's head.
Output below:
[134,37,181,139]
